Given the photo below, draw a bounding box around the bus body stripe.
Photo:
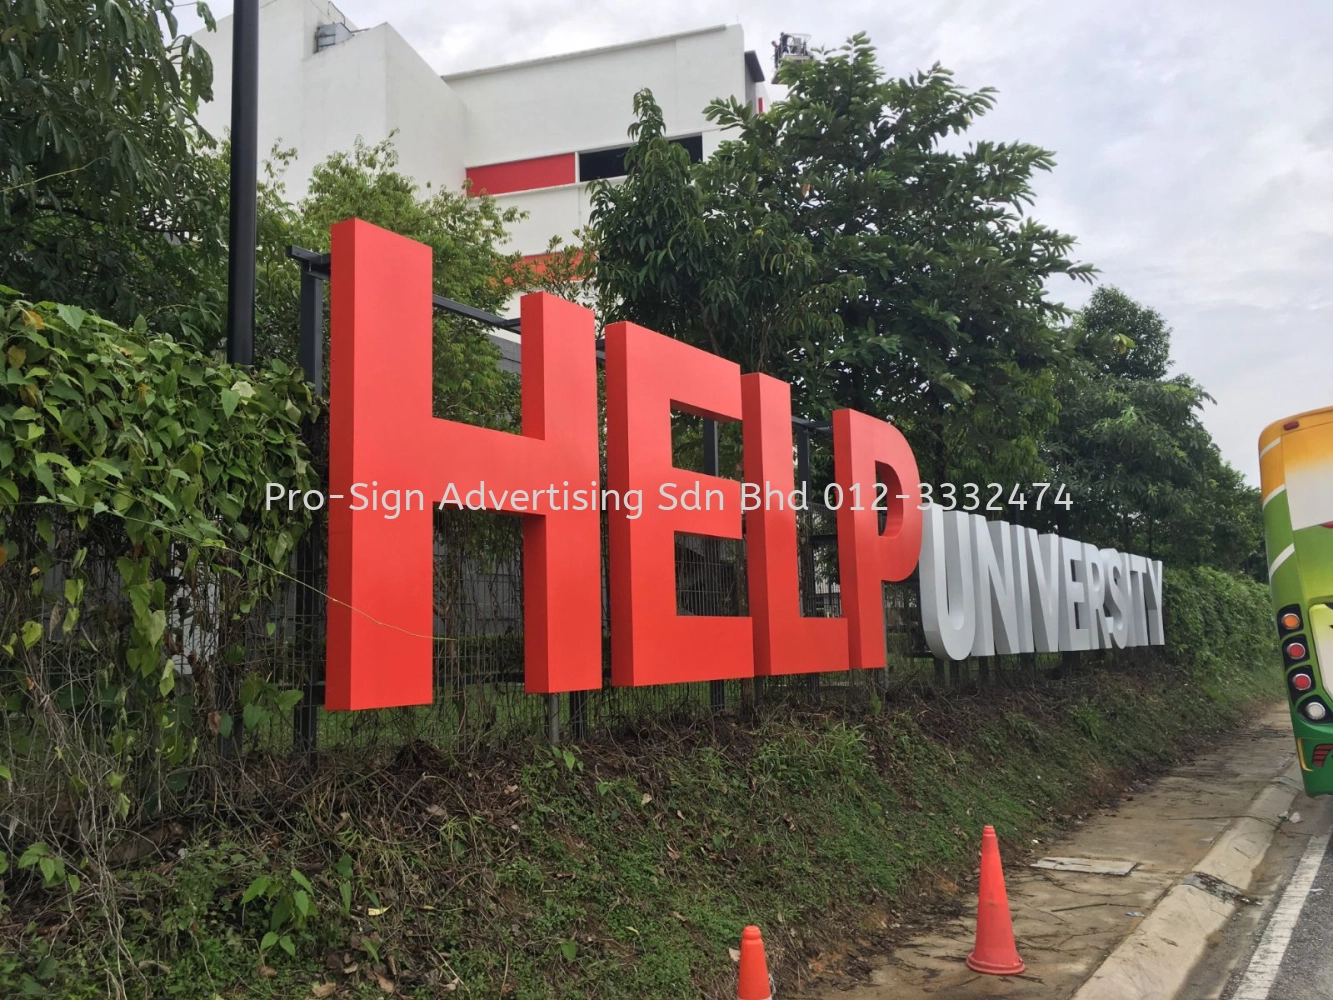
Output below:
[1259,437,1281,459]
[1263,484,1287,508]
[1269,543,1295,580]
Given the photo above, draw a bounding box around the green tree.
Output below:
[1043,287,1262,573]
[0,0,223,343]
[589,35,1094,485]
[251,137,525,425]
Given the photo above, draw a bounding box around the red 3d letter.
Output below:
[832,410,923,668]
[742,374,850,675]
[326,219,600,709]
[605,322,754,685]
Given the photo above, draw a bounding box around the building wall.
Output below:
[192,2,766,257]
[444,24,750,168]
[445,24,762,258]
[193,0,465,200]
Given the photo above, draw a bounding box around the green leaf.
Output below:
[339,881,352,914]
[279,934,296,958]
[242,702,268,732]
[220,388,240,418]
[241,876,271,905]
[32,463,56,497]
[143,608,167,646]
[260,930,278,953]
[290,869,313,893]
[55,304,88,331]
[21,620,42,649]
[559,940,578,961]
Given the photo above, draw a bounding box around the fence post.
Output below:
[546,693,560,745]
[298,267,324,389]
[292,267,325,756]
[795,425,816,613]
[292,531,321,756]
[569,689,588,741]
[703,418,728,714]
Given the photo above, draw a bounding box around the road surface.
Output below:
[1181,788,1333,999]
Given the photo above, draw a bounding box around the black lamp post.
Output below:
[225,0,259,366]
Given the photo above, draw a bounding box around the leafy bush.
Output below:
[0,289,319,947]
[1163,565,1277,673]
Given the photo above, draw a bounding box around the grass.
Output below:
[0,657,1281,999]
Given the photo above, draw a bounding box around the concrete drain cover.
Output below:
[1031,857,1138,876]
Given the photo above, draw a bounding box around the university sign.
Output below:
[323,220,1163,711]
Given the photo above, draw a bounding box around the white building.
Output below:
[193,0,770,263]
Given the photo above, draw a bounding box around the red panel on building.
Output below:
[466,153,576,196]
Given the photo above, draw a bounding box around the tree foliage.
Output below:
[0,0,224,340]
[189,138,529,426]
[1042,287,1262,573]
[589,34,1095,485]
[589,37,1260,574]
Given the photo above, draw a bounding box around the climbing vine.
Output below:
[0,288,320,928]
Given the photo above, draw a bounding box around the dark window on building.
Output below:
[578,146,628,182]
[578,134,704,181]
[673,134,704,164]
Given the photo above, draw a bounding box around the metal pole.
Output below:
[795,425,814,615]
[226,0,259,365]
[546,694,560,745]
[569,689,588,740]
[298,270,324,387]
[704,419,727,713]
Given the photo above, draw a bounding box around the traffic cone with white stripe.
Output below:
[738,925,772,999]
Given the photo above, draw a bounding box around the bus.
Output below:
[1259,405,1333,795]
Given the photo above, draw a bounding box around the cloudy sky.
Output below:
[183,1,1332,483]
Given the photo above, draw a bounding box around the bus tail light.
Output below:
[1303,700,1328,722]
[1278,605,1303,635]
[1292,672,1314,693]
[1284,634,1311,667]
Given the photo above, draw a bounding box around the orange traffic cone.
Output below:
[737,925,772,1000]
[966,825,1026,976]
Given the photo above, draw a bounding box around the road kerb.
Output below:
[1069,759,1300,1000]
